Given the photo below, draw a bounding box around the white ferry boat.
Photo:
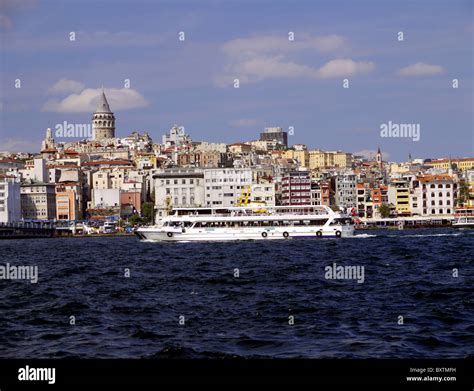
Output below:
[135,205,354,242]
[452,207,474,229]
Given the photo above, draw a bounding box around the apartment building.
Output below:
[20,183,56,220]
[204,168,252,207]
[411,174,457,216]
[0,175,21,223]
[335,171,357,210]
[388,179,411,216]
[281,171,311,206]
[154,168,205,216]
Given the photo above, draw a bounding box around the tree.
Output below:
[142,202,154,223]
[379,203,390,218]
[128,214,143,226]
[457,179,469,207]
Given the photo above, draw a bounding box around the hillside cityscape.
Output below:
[0,90,473,230]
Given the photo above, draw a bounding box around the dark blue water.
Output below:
[0,229,472,358]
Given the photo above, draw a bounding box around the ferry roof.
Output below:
[165,214,336,222]
[171,205,332,210]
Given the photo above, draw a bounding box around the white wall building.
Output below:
[0,176,21,223]
[20,183,56,220]
[91,188,120,209]
[204,168,252,207]
[154,168,205,217]
[412,174,457,216]
[162,125,191,147]
[335,171,357,210]
[19,158,48,183]
[250,183,275,206]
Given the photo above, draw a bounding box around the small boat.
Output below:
[452,207,474,229]
[136,205,354,242]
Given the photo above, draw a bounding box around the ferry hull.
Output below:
[136,226,354,242]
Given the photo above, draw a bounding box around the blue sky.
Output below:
[0,0,472,161]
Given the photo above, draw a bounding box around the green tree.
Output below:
[142,202,155,223]
[379,203,391,218]
[128,214,143,226]
[457,179,469,206]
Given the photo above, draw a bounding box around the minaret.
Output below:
[41,127,56,151]
[376,147,382,169]
[92,89,115,141]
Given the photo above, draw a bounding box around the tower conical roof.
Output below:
[95,90,112,113]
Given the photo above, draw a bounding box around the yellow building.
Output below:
[427,157,474,171]
[333,151,352,169]
[388,180,411,215]
[284,149,309,167]
[308,150,352,169]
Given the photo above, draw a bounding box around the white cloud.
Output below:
[398,62,445,76]
[48,79,85,95]
[222,34,345,59]
[216,56,375,86]
[317,58,375,78]
[229,118,258,127]
[216,34,374,86]
[42,87,149,113]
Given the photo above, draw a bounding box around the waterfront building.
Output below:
[20,183,56,220]
[0,175,21,223]
[91,188,120,209]
[250,183,276,206]
[335,171,357,210]
[204,168,252,207]
[56,183,82,220]
[154,168,205,216]
[411,174,457,216]
[388,179,411,216]
[371,185,388,218]
[310,180,331,207]
[281,171,311,206]
[92,90,115,141]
